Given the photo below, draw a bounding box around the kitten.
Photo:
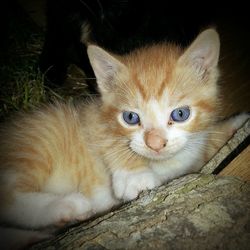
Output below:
[0,29,249,248]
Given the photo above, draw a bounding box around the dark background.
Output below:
[0,0,250,116]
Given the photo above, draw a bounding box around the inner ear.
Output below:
[87,45,128,93]
[179,29,220,76]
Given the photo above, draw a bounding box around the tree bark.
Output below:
[32,174,250,250]
[32,120,250,250]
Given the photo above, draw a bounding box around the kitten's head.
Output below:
[87,29,220,161]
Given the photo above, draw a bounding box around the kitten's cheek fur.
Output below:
[112,169,161,201]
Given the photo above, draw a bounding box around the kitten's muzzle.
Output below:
[144,129,167,153]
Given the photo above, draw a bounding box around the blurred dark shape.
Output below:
[39,0,220,92]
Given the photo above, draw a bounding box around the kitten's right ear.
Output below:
[178,28,220,78]
[87,45,128,93]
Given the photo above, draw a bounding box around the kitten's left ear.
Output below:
[179,28,220,76]
[87,45,128,93]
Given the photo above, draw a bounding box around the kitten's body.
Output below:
[0,29,249,248]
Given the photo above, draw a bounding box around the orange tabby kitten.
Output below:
[0,29,249,248]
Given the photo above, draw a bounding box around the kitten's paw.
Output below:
[112,169,161,201]
[227,113,250,136]
[230,113,250,129]
[47,193,92,226]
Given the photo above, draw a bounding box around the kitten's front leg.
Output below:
[0,192,93,228]
[112,169,161,201]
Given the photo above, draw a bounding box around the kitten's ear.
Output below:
[179,28,220,76]
[87,45,128,93]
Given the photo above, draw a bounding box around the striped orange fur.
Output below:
[0,29,249,248]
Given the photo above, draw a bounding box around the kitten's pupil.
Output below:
[129,113,133,120]
[178,110,183,118]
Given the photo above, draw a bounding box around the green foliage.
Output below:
[0,69,46,115]
[0,4,47,119]
[0,3,90,120]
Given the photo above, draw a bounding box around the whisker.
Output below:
[105,147,137,167]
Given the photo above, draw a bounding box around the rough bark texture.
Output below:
[32,120,250,250]
[32,174,250,250]
[202,119,250,174]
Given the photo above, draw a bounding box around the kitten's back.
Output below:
[0,103,85,194]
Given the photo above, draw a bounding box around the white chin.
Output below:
[134,149,172,161]
[147,153,171,160]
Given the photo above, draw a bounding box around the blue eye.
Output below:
[122,111,140,125]
[171,107,190,122]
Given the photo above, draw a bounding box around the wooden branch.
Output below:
[31,174,250,250]
[201,119,250,175]
[31,120,250,250]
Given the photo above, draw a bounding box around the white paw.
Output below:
[230,113,250,130]
[228,113,250,136]
[112,169,161,201]
[46,193,92,226]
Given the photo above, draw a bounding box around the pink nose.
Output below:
[144,129,167,152]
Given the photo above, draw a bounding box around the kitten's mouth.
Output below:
[148,150,171,160]
[130,143,175,161]
[136,149,171,161]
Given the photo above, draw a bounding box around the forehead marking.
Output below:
[144,99,167,128]
[133,74,147,100]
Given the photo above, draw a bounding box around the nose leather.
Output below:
[144,129,167,152]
